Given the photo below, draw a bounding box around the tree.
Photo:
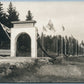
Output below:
[0,2,3,18]
[26,10,33,21]
[0,2,12,49]
[0,2,6,23]
[7,2,19,21]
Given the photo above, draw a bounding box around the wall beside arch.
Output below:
[11,27,37,58]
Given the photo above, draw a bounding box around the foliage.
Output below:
[0,2,3,17]
[39,33,84,57]
[7,2,19,21]
[0,2,12,27]
[0,2,20,49]
[0,2,11,49]
[26,10,33,21]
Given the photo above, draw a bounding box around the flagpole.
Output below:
[61,36,63,56]
[56,36,58,55]
[65,36,66,55]
[55,35,58,56]
[77,40,78,56]
[41,26,47,57]
[83,46,84,56]
[61,25,65,57]
[80,44,82,55]
[75,40,78,56]
[41,32,44,57]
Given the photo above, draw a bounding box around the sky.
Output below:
[2,1,84,43]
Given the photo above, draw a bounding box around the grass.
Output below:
[0,56,84,82]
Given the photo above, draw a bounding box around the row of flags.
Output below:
[41,20,66,56]
[0,19,65,39]
[42,20,65,33]
[41,20,84,56]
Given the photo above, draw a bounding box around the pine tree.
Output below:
[0,2,9,26]
[0,2,3,15]
[26,10,33,21]
[0,2,3,16]
[7,2,19,21]
[0,2,10,49]
[0,2,4,22]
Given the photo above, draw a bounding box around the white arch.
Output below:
[11,27,37,58]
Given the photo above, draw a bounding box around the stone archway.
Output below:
[11,21,37,58]
[16,33,31,57]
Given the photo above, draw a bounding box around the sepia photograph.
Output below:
[0,0,84,83]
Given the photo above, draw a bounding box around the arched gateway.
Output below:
[11,21,37,58]
[16,33,31,57]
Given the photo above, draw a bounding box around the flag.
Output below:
[0,22,11,39]
[35,27,38,32]
[81,40,84,46]
[0,23,11,33]
[62,25,65,31]
[43,26,47,32]
[47,20,55,32]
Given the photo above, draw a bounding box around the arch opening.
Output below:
[16,33,31,57]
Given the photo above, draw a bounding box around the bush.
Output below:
[0,63,11,76]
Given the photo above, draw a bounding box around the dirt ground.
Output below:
[0,56,84,83]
